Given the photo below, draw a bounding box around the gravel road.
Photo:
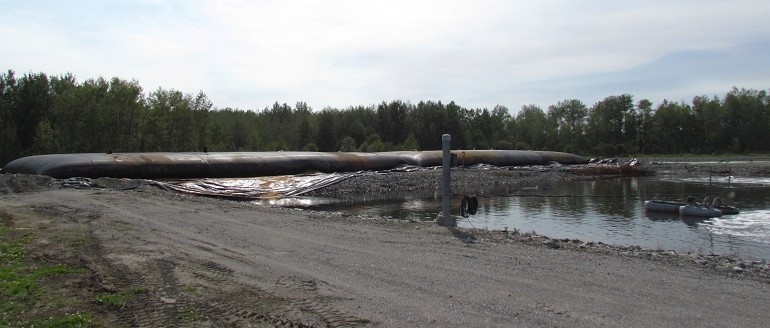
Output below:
[2,161,770,327]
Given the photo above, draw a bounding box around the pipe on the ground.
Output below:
[2,150,587,179]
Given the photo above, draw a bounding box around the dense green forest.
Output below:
[1,69,769,166]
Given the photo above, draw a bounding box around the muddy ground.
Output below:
[1,158,770,327]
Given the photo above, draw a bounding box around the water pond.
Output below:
[266,175,770,260]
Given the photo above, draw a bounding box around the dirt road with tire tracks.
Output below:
[2,174,769,327]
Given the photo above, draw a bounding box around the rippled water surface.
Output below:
[290,175,770,260]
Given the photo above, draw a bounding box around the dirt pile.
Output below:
[0,173,54,194]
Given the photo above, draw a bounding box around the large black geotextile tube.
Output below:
[1,150,586,179]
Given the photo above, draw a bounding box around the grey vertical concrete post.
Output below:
[438,134,456,226]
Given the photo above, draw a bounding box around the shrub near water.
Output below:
[0,214,96,327]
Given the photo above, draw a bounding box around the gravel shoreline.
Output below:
[308,157,770,197]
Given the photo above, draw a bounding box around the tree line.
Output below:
[1,69,769,166]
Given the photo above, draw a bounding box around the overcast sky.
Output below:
[2,0,769,112]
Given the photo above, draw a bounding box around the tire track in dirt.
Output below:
[27,201,197,327]
[82,191,371,327]
[83,191,614,326]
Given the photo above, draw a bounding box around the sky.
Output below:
[2,0,769,112]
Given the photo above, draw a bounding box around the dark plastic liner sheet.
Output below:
[2,150,586,179]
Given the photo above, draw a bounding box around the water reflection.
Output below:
[302,176,770,260]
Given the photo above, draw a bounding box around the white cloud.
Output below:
[1,0,769,111]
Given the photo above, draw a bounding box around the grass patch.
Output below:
[93,293,129,310]
[35,264,79,276]
[69,237,90,248]
[94,287,149,310]
[177,307,204,322]
[0,213,99,327]
[1,227,40,304]
[27,312,95,327]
